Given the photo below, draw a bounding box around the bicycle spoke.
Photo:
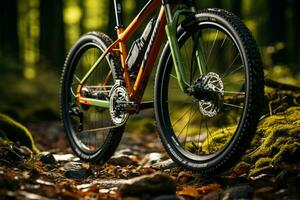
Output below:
[170,73,178,80]
[223,102,243,109]
[224,65,244,78]
[223,91,245,95]
[221,35,227,48]
[172,105,194,128]
[222,53,240,78]
[207,30,219,63]
[176,107,197,139]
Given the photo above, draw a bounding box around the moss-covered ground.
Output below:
[0,114,39,153]
[240,106,300,176]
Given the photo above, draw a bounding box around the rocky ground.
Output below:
[1,106,300,200]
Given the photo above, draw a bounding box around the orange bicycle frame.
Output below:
[116,0,166,101]
[78,0,166,106]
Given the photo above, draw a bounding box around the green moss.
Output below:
[254,157,272,168]
[202,126,236,153]
[200,106,300,177]
[242,106,300,177]
[0,114,39,153]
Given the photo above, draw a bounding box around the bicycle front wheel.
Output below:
[60,32,124,163]
[154,9,264,174]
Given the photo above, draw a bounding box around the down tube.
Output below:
[132,7,167,102]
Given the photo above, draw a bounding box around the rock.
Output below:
[140,152,164,166]
[108,155,138,167]
[53,154,76,162]
[152,195,180,200]
[152,158,176,170]
[118,173,176,198]
[2,144,32,162]
[64,162,93,180]
[202,190,223,200]
[253,186,276,199]
[275,189,290,199]
[223,185,254,199]
[12,145,33,159]
[287,174,300,199]
[176,171,195,184]
[116,148,138,156]
[40,152,57,165]
[276,169,300,187]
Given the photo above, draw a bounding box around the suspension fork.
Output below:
[163,1,206,92]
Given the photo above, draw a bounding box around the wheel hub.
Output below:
[192,72,224,117]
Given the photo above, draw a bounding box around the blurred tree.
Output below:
[295,0,300,67]
[0,0,19,65]
[268,0,286,44]
[107,1,117,38]
[231,0,242,18]
[268,0,287,65]
[40,0,65,69]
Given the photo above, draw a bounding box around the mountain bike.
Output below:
[60,0,264,174]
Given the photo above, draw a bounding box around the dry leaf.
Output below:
[177,186,200,198]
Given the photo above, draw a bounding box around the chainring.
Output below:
[109,85,129,126]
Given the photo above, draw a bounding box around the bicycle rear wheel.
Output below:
[154,9,264,174]
[60,32,124,163]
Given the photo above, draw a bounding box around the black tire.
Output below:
[60,32,124,163]
[154,9,264,174]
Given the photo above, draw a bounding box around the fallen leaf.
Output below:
[177,186,200,198]
[197,183,221,194]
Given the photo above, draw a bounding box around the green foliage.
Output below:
[0,114,39,153]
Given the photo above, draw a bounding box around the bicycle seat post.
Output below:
[114,0,124,30]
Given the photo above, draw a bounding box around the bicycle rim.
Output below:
[64,42,117,154]
[163,22,248,160]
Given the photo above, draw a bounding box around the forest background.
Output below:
[0,0,300,124]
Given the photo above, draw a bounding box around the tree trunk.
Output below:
[0,0,19,63]
[294,0,300,69]
[107,0,117,38]
[231,0,242,18]
[39,0,65,69]
[268,0,286,64]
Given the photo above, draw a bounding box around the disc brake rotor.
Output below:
[198,72,224,117]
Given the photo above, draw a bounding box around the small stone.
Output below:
[118,173,176,198]
[152,159,176,170]
[108,155,137,167]
[18,146,33,158]
[53,153,75,162]
[287,174,300,199]
[202,190,223,200]
[2,145,27,162]
[176,171,194,184]
[276,169,300,188]
[275,189,290,199]
[152,195,180,200]
[64,162,93,180]
[223,185,254,199]
[40,152,57,165]
[116,148,137,156]
[254,187,275,199]
[11,145,32,159]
